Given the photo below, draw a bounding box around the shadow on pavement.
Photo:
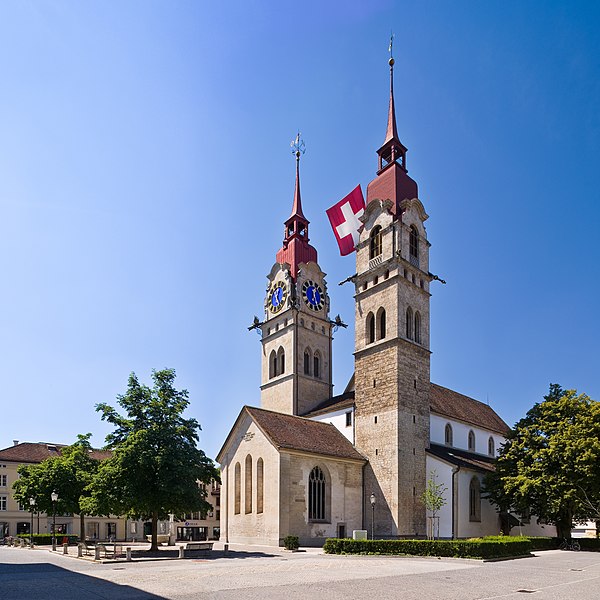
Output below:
[0,562,166,599]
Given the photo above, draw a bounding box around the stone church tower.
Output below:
[259,143,333,416]
[353,55,432,537]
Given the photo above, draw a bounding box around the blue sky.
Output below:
[1,1,599,460]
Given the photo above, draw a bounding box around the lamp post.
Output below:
[29,498,35,548]
[370,493,376,540]
[50,490,58,551]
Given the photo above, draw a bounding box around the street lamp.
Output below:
[50,490,58,551]
[29,498,35,548]
[370,493,376,540]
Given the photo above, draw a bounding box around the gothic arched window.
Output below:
[414,311,421,344]
[488,436,495,457]
[313,351,321,379]
[234,462,241,515]
[468,430,476,452]
[269,351,277,379]
[378,308,386,340]
[308,466,326,521]
[277,347,285,376]
[245,455,253,514]
[444,423,453,447]
[409,225,419,265]
[304,349,311,375]
[366,312,375,344]
[370,226,382,259]
[406,307,413,340]
[256,458,264,514]
[469,477,481,522]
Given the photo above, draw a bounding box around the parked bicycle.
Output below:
[559,538,581,551]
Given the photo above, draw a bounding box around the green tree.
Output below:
[484,384,600,538]
[12,434,100,540]
[420,470,447,539]
[83,369,219,551]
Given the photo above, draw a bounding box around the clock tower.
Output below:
[259,138,333,416]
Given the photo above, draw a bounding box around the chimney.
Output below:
[13,440,19,446]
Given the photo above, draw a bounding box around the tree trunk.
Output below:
[79,513,85,542]
[150,511,158,552]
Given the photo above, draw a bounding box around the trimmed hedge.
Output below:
[323,537,532,559]
[527,536,559,551]
[578,538,600,551]
[16,534,79,546]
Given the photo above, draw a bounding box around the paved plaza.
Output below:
[1,543,599,599]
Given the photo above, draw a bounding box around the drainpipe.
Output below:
[451,466,460,539]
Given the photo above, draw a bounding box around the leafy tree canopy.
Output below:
[484,384,600,538]
[12,433,100,539]
[82,369,219,550]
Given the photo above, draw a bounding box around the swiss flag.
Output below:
[326,185,366,256]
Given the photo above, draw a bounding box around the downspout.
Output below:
[452,466,460,539]
[294,307,298,415]
[224,463,229,543]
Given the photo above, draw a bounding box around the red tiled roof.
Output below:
[0,442,111,464]
[246,407,365,462]
[430,384,510,435]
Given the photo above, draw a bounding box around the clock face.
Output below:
[302,280,325,311]
[268,281,288,313]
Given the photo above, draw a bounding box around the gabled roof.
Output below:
[427,442,496,473]
[430,384,510,435]
[218,406,365,464]
[301,392,354,418]
[0,442,111,464]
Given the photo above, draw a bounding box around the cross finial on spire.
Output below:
[288,132,307,221]
[389,31,394,61]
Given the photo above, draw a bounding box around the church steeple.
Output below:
[367,45,418,217]
[276,134,317,281]
[377,44,408,174]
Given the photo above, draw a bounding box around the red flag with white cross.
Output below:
[326,185,366,256]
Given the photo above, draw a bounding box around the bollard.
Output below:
[63,543,68,554]
[179,545,184,559]
[223,543,229,553]
[77,544,83,558]
[126,547,132,562]
[94,546,101,561]
[20,539,25,548]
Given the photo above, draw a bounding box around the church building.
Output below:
[216,55,552,546]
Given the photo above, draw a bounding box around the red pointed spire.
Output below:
[383,56,399,145]
[276,135,317,281]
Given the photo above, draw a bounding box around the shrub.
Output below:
[323,537,532,559]
[283,535,299,551]
[526,537,559,551]
[578,538,600,551]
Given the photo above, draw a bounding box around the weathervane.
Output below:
[291,132,306,161]
[388,32,395,65]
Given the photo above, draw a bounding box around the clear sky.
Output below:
[1,1,599,461]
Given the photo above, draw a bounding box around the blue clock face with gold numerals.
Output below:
[302,280,325,311]
[268,281,288,313]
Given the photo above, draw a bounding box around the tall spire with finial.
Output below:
[367,37,419,216]
[276,133,317,281]
[384,33,399,145]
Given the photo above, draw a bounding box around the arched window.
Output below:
[304,349,311,375]
[409,225,419,265]
[414,311,421,344]
[269,350,277,379]
[366,312,375,344]
[469,477,481,522]
[406,307,413,340]
[308,466,326,521]
[313,351,321,379]
[256,458,264,514]
[378,308,386,340]
[370,226,382,259]
[488,436,495,457]
[444,423,453,447]
[234,462,241,515]
[277,347,285,375]
[468,430,476,452]
[245,455,252,514]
